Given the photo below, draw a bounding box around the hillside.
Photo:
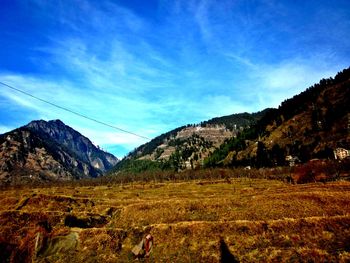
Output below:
[114,68,350,174]
[205,68,350,168]
[0,120,118,184]
[200,110,270,131]
[114,111,266,173]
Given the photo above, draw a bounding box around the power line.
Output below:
[0,81,150,140]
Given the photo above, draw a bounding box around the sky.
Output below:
[0,0,349,158]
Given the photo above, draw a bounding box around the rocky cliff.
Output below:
[0,120,118,184]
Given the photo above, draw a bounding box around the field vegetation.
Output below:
[1,167,350,262]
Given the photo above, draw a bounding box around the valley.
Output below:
[1,69,349,262]
[1,1,350,262]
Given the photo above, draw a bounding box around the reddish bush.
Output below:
[293,160,340,184]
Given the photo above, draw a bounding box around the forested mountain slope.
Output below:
[114,111,267,173]
[204,68,350,167]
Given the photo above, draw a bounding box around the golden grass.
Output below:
[1,178,350,262]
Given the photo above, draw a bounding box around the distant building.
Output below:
[334,148,349,160]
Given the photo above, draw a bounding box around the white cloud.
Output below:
[0,125,14,135]
[2,0,349,157]
[201,95,251,118]
[74,127,146,146]
[246,57,346,108]
[194,0,212,42]
[0,71,177,154]
[224,53,257,69]
[257,63,330,91]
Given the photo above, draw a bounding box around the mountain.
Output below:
[204,67,350,167]
[113,110,267,173]
[200,110,270,131]
[113,67,350,174]
[0,120,118,184]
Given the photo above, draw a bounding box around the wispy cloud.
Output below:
[1,0,349,156]
[236,56,348,109]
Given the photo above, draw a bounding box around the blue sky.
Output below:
[0,0,349,158]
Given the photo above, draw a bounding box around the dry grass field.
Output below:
[1,178,350,262]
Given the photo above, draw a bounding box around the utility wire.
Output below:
[0,81,150,140]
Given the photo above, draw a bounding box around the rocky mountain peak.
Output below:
[0,119,119,185]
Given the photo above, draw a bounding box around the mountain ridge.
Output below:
[204,67,350,168]
[1,68,349,180]
[113,110,269,173]
[113,67,350,173]
[0,119,118,184]
[26,119,117,170]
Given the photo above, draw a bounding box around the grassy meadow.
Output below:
[1,176,350,262]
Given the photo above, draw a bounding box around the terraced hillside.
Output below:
[114,111,267,173]
[1,179,350,262]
